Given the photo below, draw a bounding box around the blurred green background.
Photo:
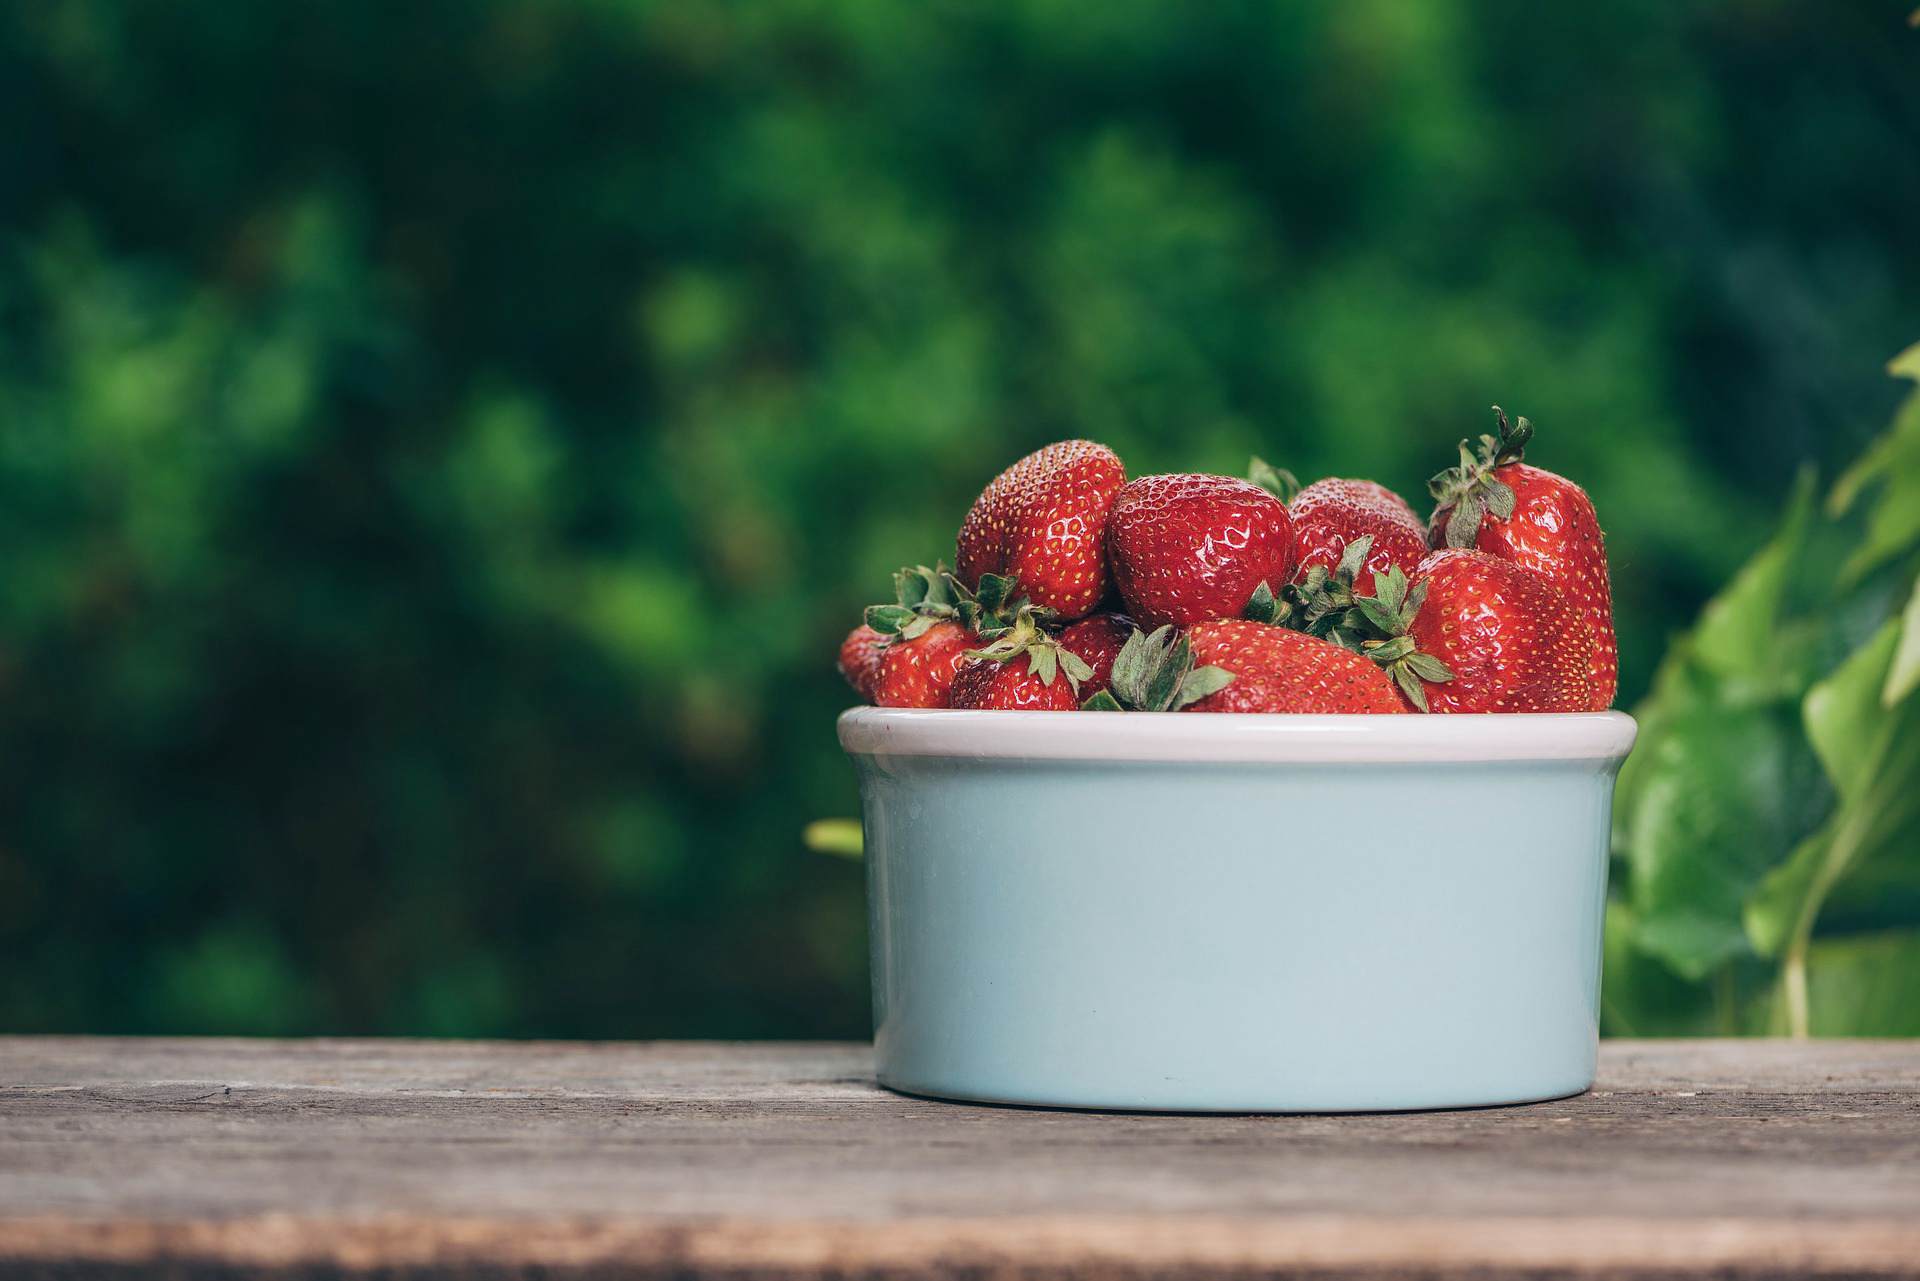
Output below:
[4,1,1919,1039]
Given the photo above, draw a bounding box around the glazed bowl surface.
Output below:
[838,708,1638,1113]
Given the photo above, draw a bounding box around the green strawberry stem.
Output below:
[1428,405,1534,549]
[1083,625,1234,711]
[1246,456,1301,504]
[1329,565,1455,712]
[964,606,1095,691]
[863,564,1037,641]
[1243,534,1376,635]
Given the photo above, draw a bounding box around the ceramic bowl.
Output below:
[838,707,1638,1113]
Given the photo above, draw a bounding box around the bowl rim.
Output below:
[838,706,1637,764]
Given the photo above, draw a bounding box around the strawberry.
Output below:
[950,609,1098,711]
[1428,408,1617,708]
[1106,474,1296,630]
[1402,549,1596,713]
[837,624,888,702]
[1184,619,1406,714]
[1290,477,1428,596]
[950,651,1084,711]
[860,565,997,709]
[872,620,976,708]
[956,439,1126,621]
[1056,612,1134,697]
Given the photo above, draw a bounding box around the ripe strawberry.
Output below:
[1404,549,1595,713]
[837,624,888,702]
[1057,613,1134,697]
[1428,409,1617,708]
[872,620,976,708]
[956,439,1126,621]
[1184,619,1406,714]
[1106,474,1296,630]
[1290,477,1428,596]
[950,652,1084,711]
[950,609,1099,711]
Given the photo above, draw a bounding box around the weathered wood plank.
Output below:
[2,1038,1917,1279]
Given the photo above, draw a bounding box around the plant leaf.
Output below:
[1174,664,1234,708]
[1143,634,1192,711]
[1626,702,1831,980]
[1883,576,1920,707]
[1247,456,1299,503]
[1800,930,1920,1034]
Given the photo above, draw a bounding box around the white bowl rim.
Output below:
[838,706,1637,764]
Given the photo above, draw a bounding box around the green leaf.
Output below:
[1746,617,1920,970]
[1081,689,1124,712]
[1354,596,1401,636]
[1370,562,1405,614]
[1685,468,1818,693]
[864,604,914,635]
[1030,644,1058,685]
[1625,702,1831,980]
[1831,379,1920,582]
[1404,652,1454,682]
[1144,634,1191,711]
[1891,340,1920,381]
[1243,580,1281,624]
[1335,534,1374,582]
[1445,491,1483,548]
[1484,476,1516,521]
[1802,930,1920,1035]
[1247,456,1299,503]
[1601,901,1722,1036]
[1109,627,1156,701]
[1174,664,1234,707]
[1883,576,1920,707]
[1367,635,1415,663]
[1391,664,1427,711]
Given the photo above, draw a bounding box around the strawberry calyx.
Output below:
[1429,405,1534,549]
[1081,625,1234,712]
[1328,566,1456,712]
[1246,456,1301,504]
[955,570,1055,639]
[963,606,1094,692]
[1243,534,1378,633]
[864,565,1035,642]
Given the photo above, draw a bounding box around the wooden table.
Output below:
[2,1038,1917,1279]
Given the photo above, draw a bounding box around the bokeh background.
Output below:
[4,1,1919,1039]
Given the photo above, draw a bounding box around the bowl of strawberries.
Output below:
[837,411,1636,1112]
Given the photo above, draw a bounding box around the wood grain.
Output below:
[2,1038,1918,1279]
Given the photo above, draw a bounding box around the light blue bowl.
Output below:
[839,708,1637,1113]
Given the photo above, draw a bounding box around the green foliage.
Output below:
[0,2,1916,1035]
[1609,350,1920,1036]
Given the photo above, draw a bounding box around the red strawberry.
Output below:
[1428,409,1617,708]
[950,652,1083,711]
[1106,474,1296,630]
[1057,613,1133,697]
[837,624,889,702]
[1404,549,1596,713]
[872,620,976,708]
[956,439,1126,620]
[1184,619,1406,714]
[1291,477,1428,596]
[950,609,1100,711]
